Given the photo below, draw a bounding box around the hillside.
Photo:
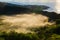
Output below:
[0,2,58,32]
[0,2,60,40]
[0,2,49,15]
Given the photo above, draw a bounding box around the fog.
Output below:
[0,13,54,33]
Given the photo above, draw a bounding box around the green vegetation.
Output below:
[0,2,60,40]
[0,24,60,40]
[0,12,60,40]
[0,16,60,40]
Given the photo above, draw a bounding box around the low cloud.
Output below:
[0,13,54,33]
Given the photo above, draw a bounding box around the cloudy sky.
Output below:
[0,0,55,3]
[0,0,60,14]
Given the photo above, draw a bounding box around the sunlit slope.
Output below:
[0,13,54,33]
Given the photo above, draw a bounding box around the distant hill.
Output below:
[0,2,49,15]
[0,2,30,15]
[0,2,59,21]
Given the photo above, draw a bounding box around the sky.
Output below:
[56,0,60,14]
[0,0,60,14]
[0,0,55,3]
